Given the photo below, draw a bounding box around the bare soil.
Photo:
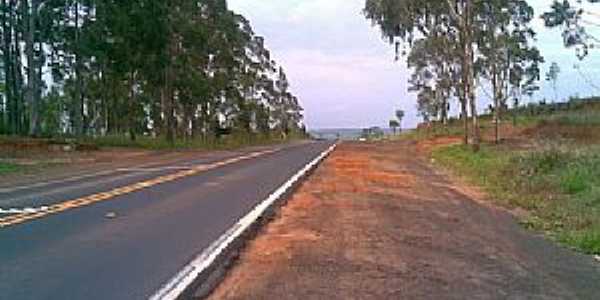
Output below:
[208,141,600,300]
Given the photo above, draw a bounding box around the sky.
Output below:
[228,0,600,130]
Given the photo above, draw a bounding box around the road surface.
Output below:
[0,141,333,300]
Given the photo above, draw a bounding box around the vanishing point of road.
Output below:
[0,141,334,300]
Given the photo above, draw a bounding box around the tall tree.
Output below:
[477,0,543,144]
[0,0,304,143]
[395,109,405,132]
[365,0,543,149]
[365,0,482,150]
[546,62,561,103]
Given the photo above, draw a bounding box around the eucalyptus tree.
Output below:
[1,0,23,135]
[365,0,545,149]
[546,62,561,102]
[24,0,42,136]
[477,0,543,143]
[1,0,14,133]
[365,0,482,150]
[407,33,460,131]
[416,86,437,123]
[0,0,304,143]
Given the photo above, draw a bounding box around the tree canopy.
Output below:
[0,0,304,143]
[365,0,543,149]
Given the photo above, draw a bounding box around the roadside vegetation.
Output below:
[0,161,18,175]
[0,1,305,151]
[425,100,600,254]
[364,1,600,254]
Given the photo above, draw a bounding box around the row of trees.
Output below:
[0,0,304,143]
[365,0,598,150]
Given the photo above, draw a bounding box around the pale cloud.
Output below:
[229,0,415,129]
[229,0,600,129]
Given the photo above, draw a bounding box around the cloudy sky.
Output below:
[228,0,600,129]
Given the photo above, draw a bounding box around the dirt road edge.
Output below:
[149,142,337,300]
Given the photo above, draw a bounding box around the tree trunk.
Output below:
[441,92,448,126]
[460,51,469,145]
[164,67,175,144]
[74,1,84,136]
[492,64,499,144]
[35,39,43,133]
[25,0,39,136]
[2,0,13,133]
[465,0,480,152]
[12,8,23,135]
[513,97,518,127]
[128,71,137,141]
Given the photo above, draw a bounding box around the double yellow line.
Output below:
[0,149,278,229]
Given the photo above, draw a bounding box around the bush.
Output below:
[560,231,600,254]
[561,169,589,194]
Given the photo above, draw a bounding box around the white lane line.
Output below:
[0,169,119,194]
[0,144,304,194]
[0,150,283,208]
[0,154,228,194]
[0,206,50,214]
[0,149,285,228]
[149,143,337,300]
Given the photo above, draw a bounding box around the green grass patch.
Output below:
[432,144,517,207]
[560,231,600,254]
[551,110,600,126]
[432,143,600,254]
[0,162,19,175]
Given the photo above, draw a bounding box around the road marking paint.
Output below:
[0,153,218,194]
[149,143,337,300]
[0,151,266,194]
[0,206,50,215]
[0,149,280,229]
[0,169,119,194]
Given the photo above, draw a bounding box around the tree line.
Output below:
[0,0,304,143]
[365,0,598,150]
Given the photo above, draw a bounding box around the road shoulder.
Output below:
[207,141,600,299]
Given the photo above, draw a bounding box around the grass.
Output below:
[423,98,600,254]
[0,162,20,175]
[395,98,600,254]
[551,110,600,126]
[432,142,600,254]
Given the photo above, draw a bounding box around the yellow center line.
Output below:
[0,149,279,229]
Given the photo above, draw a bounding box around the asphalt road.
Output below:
[0,141,333,300]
